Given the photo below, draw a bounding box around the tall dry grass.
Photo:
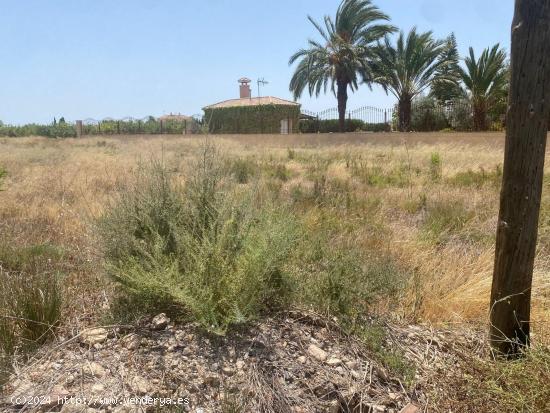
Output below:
[0,133,549,342]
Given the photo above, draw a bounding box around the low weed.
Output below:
[229,157,257,184]
[354,322,415,385]
[429,152,442,182]
[447,165,502,188]
[421,200,474,244]
[0,243,63,383]
[0,166,6,190]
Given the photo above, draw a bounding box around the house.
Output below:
[203,78,300,134]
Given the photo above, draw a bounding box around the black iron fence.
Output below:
[301,100,506,133]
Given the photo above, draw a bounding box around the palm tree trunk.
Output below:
[473,100,487,131]
[398,96,412,132]
[337,80,348,133]
[490,0,550,357]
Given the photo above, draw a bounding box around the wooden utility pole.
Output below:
[490,0,550,356]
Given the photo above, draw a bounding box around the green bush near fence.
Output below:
[299,118,389,133]
[204,105,300,134]
[0,121,76,138]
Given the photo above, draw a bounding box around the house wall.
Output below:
[204,104,300,134]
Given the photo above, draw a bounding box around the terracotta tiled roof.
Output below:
[203,96,300,110]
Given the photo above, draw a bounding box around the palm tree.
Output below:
[460,44,508,131]
[372,28,451,132]
[289,0,395,132]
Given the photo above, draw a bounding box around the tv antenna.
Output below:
[257,78,269,98]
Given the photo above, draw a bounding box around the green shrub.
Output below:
[99,147,300,333]
[411,97,449,131]
[299,118,388,133]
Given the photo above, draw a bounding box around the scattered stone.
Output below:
[307,344,328,362]
[151,313,170,330]
[130,376,150,395]
[122,333,140,350]
[84,362,106,378]
[91,383,105,393]
[235,360,245,370]
[399,403,420,413]
[222,366,235,376]
[326,357,342,366]
[80,328,108,346]
[60,402,96,412]
[297,355,307,364]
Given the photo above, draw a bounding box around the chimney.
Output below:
[238,77,251,99]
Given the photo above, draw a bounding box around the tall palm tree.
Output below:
[372,28,451,132]
[460,44,508,131]
[289,0,395,132]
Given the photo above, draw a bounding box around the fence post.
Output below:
[75,120,83,138]
[117,121,120,134]
[184,120,187,135]
[160,119,163,134]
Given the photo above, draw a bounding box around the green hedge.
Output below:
[299,118,389,133]
[204,104,300,134]
[0,122,76,138]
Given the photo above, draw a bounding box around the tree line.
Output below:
[289,0,509,133]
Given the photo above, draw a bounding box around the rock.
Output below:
[84,362,106,378]
[399,403,420,413]
[345,360,359,370]
[91,383,105,393]
[122,333,140,350]
[151,313,170,330]
[222,367,235,376]
[235,360,245,370]
[370,405,386,412]
[307,344,328,362]
[130,376,150,395]
[80,328,108,346]
[326,357,342,366]
[297,355,307,364]
[203,375,220,387]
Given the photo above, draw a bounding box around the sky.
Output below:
[0,0,514,125]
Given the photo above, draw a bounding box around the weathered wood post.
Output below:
[490,0,550,356]
[75,120,83,138]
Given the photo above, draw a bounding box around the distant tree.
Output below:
[59,117,66,124]
[460,45,508,131]
[289,0,395,132]
[53,117,57,125]
[430,33,464,103]
[490,0,550,357]
[372,28,450,132]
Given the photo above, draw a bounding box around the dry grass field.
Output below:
[1,132,549,330]
[1,132,550,411]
